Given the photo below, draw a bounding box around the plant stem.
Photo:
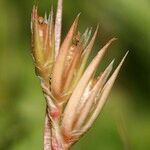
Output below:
[41,80,69,150]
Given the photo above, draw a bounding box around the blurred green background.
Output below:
[0,0,150,149]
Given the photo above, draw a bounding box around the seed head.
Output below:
[31,0,128,148]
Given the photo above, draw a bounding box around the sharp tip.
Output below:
[109,59,115,67]
[102,37,118,51]
[96,59,115,87]
[96,24,100,31]
[85,27,89,32]
[89,25,99,41]
[76,13,81,20]
[112,58,115,63]
[98,51,128,105]
[88,27,92,33]
[119,51,129,67]
[78,12,82,16]
[110,37,118,43]
[97,38,117,57]
[124,50,129,58]
[110,59,115,66]
[95,25,99,34]
[106,59,115,73]
[73,13,81,24]
[109,51,129,81]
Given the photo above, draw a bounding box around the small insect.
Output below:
[73,32,81,46]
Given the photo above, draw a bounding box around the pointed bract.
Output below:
[61,38,117,133]
[51,15,80,101]
[70,26,99,90]
[73,60,114,130]
[32,6,55,80]
[74,61,114,130]
[82,51,129,133]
